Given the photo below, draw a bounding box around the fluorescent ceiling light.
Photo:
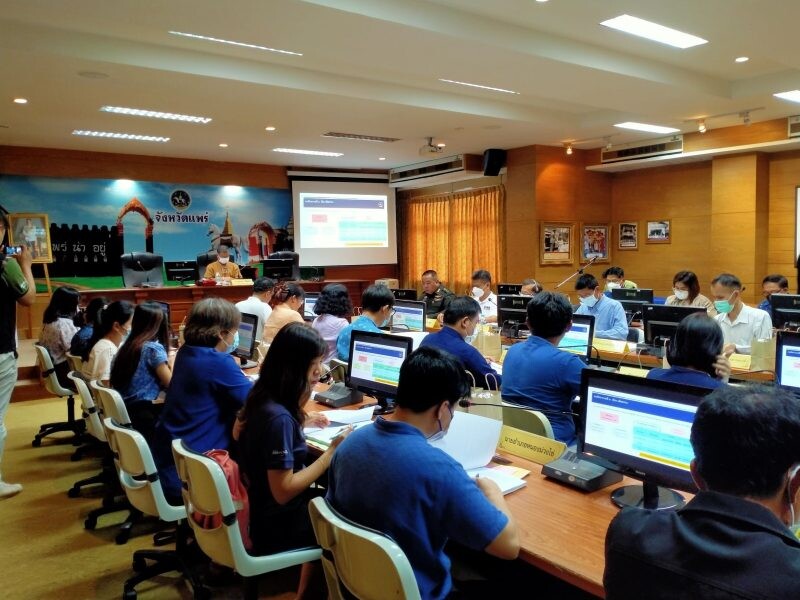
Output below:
[273,148,343,157]
[735,56,749,63]
[438,79,519,95]
[774,90,800,104]
[219,143,228,148]
[169,31,302,56]
[600,14,707,49]
[13,98,28,104]
[265,126,277,131]
[72,130,169,142]
[614,121,680,134]
[100,105,211,123]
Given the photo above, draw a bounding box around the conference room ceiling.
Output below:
[2,0,800,170]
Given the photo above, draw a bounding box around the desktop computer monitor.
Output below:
[619,299,648,323]
[776,330,800,391]
[347,330,413,415]
[164,260,197,283]
[390,288,418,301]
[261,258,294,280]
[557,314,595,361]
[302,292,320,322]
[234,312,259,369]
[498,295,530,337]
[770,294,800,329]
[498,283,522,295]
[611,288,654,303]
[642,304,706,347]
[579,369,712,510]
[392,300,426,332]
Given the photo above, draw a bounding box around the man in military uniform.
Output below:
[419,269,455,318]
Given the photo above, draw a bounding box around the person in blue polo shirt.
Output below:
[336,284,394,361]
[419,295,501,389]
[327,347,519,600]
[574,273,628,341]
[646,312,731,390]
[759,273,789,312]
[501,291,586,446]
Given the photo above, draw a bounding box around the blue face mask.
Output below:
[579,293,598,309]
[226,331,239,354]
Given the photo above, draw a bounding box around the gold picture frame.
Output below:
[540,222,575,265]
[617,222,638,250]
[8,212,52,263]
[580,223,610,264]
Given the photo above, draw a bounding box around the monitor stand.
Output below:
[611,481,685,510]
[372,394,395,416]
[239,356,258,370]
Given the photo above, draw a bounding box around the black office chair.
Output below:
[196,251,218,280]
[267,251,301,280]
[120,252,165,288]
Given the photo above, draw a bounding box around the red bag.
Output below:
[191,449,252,551]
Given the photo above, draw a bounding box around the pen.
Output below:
[331,425,352,441]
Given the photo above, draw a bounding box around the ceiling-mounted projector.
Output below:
[419,136,444,157]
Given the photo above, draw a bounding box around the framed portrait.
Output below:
[646,220,671,244]
[8,213,52,263]
[580,224,610,263]
[617,222,638,250]
[540,222,575,265]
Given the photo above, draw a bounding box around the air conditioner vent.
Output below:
[601,135,683,163]
[788,116,800,138]
[388,154,483,188]
[321,132,400,143]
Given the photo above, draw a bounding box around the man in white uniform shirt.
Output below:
[235,277,274,342]
[711,273,772,355]
[471,269,497,323]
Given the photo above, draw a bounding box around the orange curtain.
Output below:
[399,185,505,295]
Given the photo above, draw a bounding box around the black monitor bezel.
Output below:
[302,292,320,319]
[164,260,198,282]
[558,313,595,360]
[770,294,800,329]
[261,258,294,280]
[390,288,418,301]
[642,304,706,346]
[578,369,710,493]
[611,288,654,303]
[234,312,259,361]
[347,330,413,401]
[392,299,426,332]
[498,283,522,295]
[498,294,530,331]
[776,329,800,389]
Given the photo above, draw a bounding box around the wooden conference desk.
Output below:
[78,279,372,330]
[305,396,616,598]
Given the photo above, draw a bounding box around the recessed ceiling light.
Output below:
[735,56,749,63]
[774,90,800,103]
[13,98,27,104]
[378,157,386,161]
[273,148,343,157]
[72,130,169,142]
[614,121,681,134]
[265,126,277,132]
[218,143,229,148]
[100,105,212,124]
[436,143,446,148]
[535,0,549,3]
[169,31,302,56]
[438,79,520,95]
[600,14,707,49]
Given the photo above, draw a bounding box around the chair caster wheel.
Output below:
[67,487,81,498]
[132,557,146,572]
[84,516,97,530]
[116,529,132,545]
[32,438,42,447]
[123,587,137,600]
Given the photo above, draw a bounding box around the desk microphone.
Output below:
[457,399,578,418]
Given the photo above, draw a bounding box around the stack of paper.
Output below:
[430,411,527,495]
[303,405,375,447]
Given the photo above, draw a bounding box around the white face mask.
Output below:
[673,288,689,301]
[579,293,598,309]
[218,257,229,265]
[606,281,621,291]
[471,286,484,299]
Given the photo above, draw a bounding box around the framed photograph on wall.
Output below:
[540,222,575,265]
[617,222,638,250]
[580,224,610,263]
[8,213,52,263]
[646,220,671,244]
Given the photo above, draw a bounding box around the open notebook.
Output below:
[303,406,375,447]
[430,411,527,494]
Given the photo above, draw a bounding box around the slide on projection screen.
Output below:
[292,180,397,266]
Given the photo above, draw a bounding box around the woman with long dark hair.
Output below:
[263,282,306,343]
[647,312,731,389]
[238,322,347,597]
[39,286,81,388]
[82,300,134,384]
[312,283,352,362]
[110,302,171,444]
[70,296,108,357]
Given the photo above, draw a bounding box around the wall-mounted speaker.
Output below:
[482,149,507,176]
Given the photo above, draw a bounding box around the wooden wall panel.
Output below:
[769,152,800,290]
[610,162,712,297]
[684,118,788,153]
[505,146,538,284]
